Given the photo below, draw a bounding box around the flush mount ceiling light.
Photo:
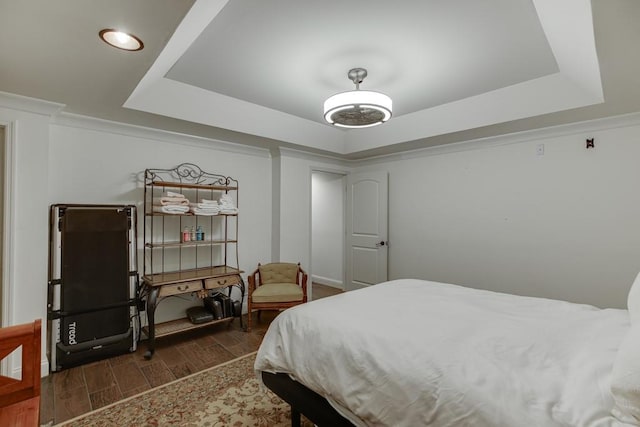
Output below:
[324,68,392,128]
[99,29,144,51]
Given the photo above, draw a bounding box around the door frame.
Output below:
[0,121,16,378]
[1,121,15,330]
[308,167,348,299]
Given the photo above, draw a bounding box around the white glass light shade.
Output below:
[99,29,144,51]
[324,90,392,128]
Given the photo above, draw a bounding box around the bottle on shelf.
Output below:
[190,226,195,241]
[182,227,190,242]
[196,225,204,241]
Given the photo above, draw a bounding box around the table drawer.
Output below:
[158,280,203,297]
[204,275,241,290]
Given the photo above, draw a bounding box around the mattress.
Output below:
[255,278,632,426]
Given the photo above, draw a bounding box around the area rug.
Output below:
[56,352,313,427]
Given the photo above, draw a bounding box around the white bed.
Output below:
[255,278,640,427]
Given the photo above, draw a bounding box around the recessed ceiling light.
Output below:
[99,29,144,51]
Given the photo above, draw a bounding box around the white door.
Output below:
[346,171,388,290]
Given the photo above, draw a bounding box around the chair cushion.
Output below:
[252,283,304,303]
[259,263,298,284]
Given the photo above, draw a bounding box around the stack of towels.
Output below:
[189,199,220,216]
[219,194,239,215]
[153,191,190,214]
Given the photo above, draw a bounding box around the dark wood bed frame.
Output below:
[261,372,355,427]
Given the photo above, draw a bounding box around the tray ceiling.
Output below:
[124,0,603,156]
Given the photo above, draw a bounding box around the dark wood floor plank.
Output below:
[153,344,189,368]
[167,360,199,379]
[82,360,116,393]
[121,384,151,399]
[223,335,263,357]
[198,343,237,368]
[107,351,137,367]
[89,384,123,410]
[176,341,226,369]
[139,361,175,388]
[312,284,343,299]
[52,366,85,397]
[39,374,55,425]
[53,385,92,423]
[111,360,148,393]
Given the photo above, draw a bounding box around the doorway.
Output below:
[311,171,346,291]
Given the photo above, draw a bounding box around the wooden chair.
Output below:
[246,263,308,332]
[0,319,41,427]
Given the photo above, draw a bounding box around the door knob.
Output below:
[375,241,388,247]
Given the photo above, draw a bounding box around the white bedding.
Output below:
[255,279,634,427]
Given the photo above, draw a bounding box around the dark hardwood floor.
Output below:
[40,283,343,425]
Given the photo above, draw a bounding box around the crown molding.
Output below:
[352,111,640,167]
[0,91,64,116]
[52,112,271,159]
[278,146,350,168]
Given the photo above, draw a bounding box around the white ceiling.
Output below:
[166,0,558,122]
[1,0,640,159]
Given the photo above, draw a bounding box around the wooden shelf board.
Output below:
[149,180,238,191]
[145,212,238,217]
[142,316,233,338]
[145,240,237,249]
[143,266,243,286]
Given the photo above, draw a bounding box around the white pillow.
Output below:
[611,323,640,424]
[627,271,640,325]
[610,272,640,423]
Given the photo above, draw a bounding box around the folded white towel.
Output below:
[190,202,220,209]
[220,208,238,215]
[200,199,219,205]
[153,196,189,206]
[166,191,185,198]
[153,205,189,214]
[190,207,220,216]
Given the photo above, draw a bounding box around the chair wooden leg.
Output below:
[247,308,252,332]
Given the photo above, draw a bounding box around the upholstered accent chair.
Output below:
[0,319,41,426]
[246,262,308,332]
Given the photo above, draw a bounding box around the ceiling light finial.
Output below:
[348,67,367,89]
[324,67,392,129]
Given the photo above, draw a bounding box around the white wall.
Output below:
[47,117,273,323]
[355,115,640,308]
[0,100,55,376]
[311,171,345,288]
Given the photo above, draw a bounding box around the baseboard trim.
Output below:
[312,275,344,290]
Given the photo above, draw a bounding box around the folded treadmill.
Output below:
[47,204,139,372]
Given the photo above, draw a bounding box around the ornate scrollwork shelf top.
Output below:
[144,163,237,190]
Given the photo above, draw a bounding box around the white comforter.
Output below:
[255,279,633,427]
